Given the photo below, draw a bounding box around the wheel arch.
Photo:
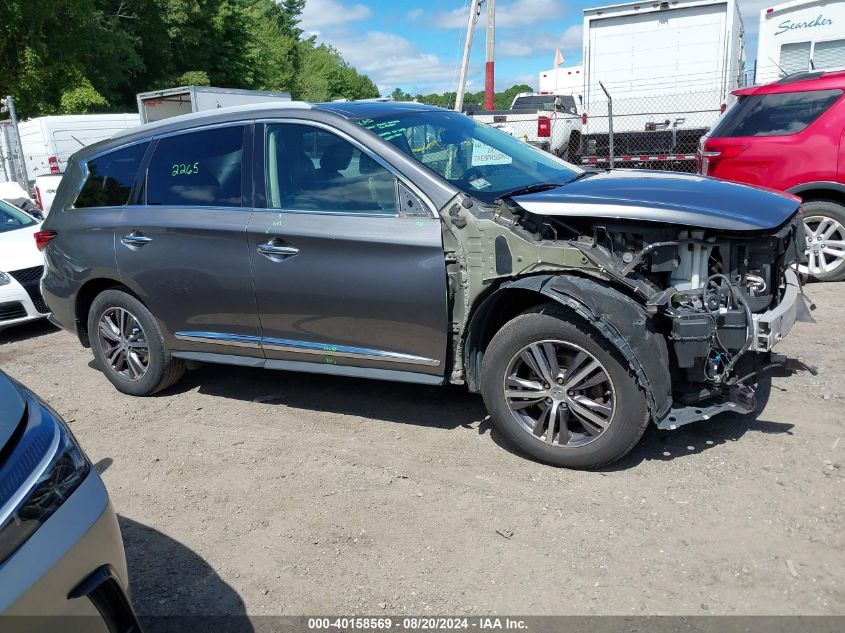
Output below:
[786,182,845,207]
[463,273,673,420]
[74,278,140,348]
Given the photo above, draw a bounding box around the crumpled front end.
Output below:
[511,200,813,429]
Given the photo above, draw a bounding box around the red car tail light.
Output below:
[34,230,57,251]
[48,156,60,174]
[537,116,551,138]
[698,140,747,176]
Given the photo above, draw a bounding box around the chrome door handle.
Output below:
[121,232,152,247]
[257,242,299,258]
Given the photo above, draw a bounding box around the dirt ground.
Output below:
[1,283,843,618]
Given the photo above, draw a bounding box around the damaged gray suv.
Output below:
[39,102,811,468]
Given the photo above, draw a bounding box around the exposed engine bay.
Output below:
[513,208,811,424]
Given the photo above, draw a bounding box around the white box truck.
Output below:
[137,86,292,124]
[755,0,845,85]
[580,0,746,169]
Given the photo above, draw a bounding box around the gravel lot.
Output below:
[1,283,843,618]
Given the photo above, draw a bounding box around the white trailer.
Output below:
[581,0,745,168]
[137,86,292,124]
[755,0,845,85]
[1,113,140,183]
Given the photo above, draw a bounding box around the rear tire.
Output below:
[480,304,649,469]
[800,200,845,282]
[88,289,185,396]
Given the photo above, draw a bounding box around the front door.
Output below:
[115,123,263,358]
[247,122,448,377]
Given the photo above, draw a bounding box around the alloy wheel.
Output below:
[503,340,615,448]
[800,215,845,277]
[97,307,150,381]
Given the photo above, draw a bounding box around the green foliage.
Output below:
[0,0,380,118]
[176,71,212,87]
[412,84,535,110]
[299,41,379,102]
[59,79,109,113]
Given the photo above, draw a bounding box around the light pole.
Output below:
[1,95,30,189]
[454,0,482,113]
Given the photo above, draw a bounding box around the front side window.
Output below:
[74,142,148,208]
[145,126,244,207]
[710,89,843,137]
[357,109,579,204]
[265,124,397,214]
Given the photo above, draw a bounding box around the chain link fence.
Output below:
[576,86,737,173]
[471,86,739,175]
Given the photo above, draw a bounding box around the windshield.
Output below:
[0,199,37,234]
[357,110,580,204]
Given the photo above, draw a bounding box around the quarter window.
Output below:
[710,89,843,137]
[145,126,245,207]
[74,142,148,208]
[265,124,397,214]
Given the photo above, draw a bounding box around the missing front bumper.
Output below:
[656,353,816,431]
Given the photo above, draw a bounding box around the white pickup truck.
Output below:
[466,92,583,162]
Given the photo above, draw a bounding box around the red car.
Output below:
[698,70,845,281]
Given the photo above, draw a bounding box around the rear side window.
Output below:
[74,143,148,208]
[512,95,577,113]
[145,126,245,207]
[710,89,842,138]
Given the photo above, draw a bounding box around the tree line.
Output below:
[392,84,535,111]
[0,0,380,118]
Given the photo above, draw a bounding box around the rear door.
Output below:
[246,121,448,378]
[114,123,263,357]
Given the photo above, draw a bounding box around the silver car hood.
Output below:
[512,170,801,232]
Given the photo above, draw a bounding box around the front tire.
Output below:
[88,289,185,396]
[480,305,649,469]
[799,200,845,282]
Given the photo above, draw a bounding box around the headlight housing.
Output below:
[0,271,10,286]
[0,396,90,565]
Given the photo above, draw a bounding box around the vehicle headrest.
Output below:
[358,153,383,175]
[319,142,353,172]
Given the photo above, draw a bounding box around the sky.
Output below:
[299,0,775,96]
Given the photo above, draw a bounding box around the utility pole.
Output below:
[1,95,29,190]
[454,0,481,113]
[484,0,496,110]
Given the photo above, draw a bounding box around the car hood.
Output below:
[0,224,42,272]
[0,372,25,454]
[512,170,801,231]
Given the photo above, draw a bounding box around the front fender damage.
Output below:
[503,274,673,421]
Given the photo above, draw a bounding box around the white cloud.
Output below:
[326,30,462,95]
[300,0,371,30]
[433,0,567,29]
[737,0,771,40]
[408,8,423,21]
